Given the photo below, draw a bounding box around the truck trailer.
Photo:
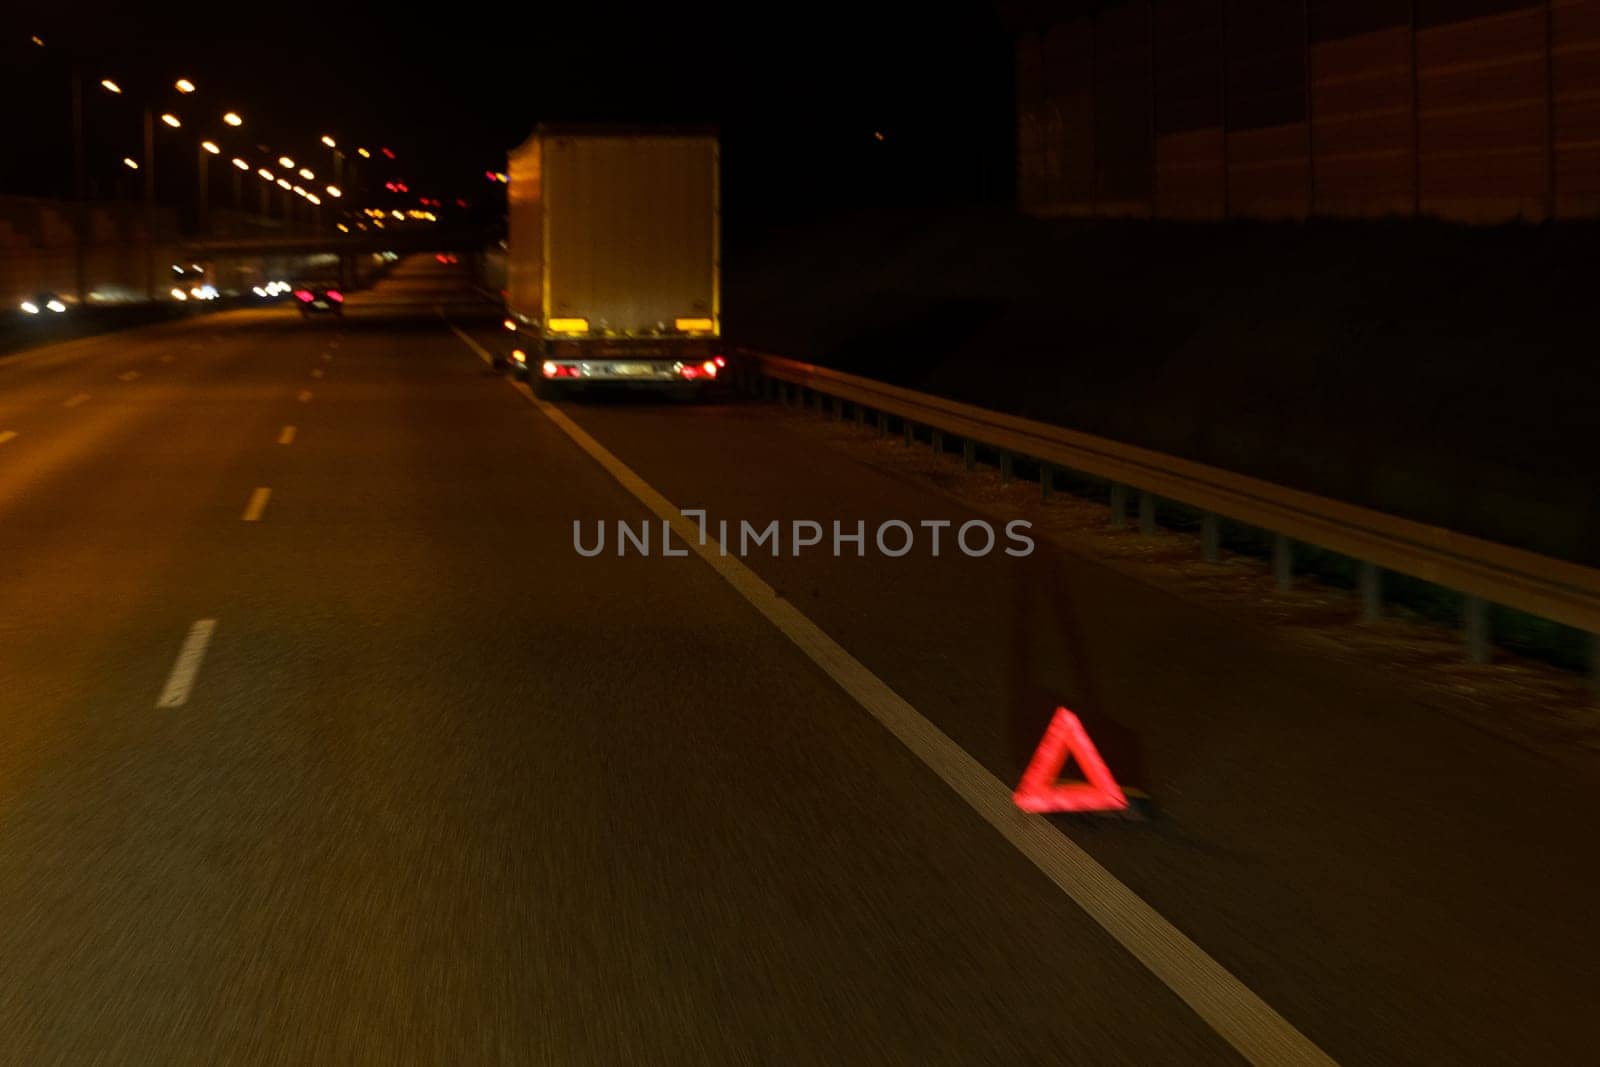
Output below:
[501,125,722,394]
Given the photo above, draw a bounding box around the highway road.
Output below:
[1,257,1596,1064]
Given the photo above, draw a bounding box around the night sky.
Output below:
[5,5,1016,240]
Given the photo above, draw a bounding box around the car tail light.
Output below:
[512,349,527,364]
[294,289,313,302]
[713,355,726,368]
[701,360,719,378]
[679,364,703,380]
[326,290,343,303]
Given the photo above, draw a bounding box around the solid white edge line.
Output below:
[156,618,217,708]
[242,486,271,522]
[0,430,16,445]
[445,322,1337,1066]
[63,393,90,408]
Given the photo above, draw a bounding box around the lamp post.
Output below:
[70,66,86,302]
[142,105,155,298]
[198,141,220,232]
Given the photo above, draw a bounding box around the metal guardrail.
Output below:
[735,348,1600,689]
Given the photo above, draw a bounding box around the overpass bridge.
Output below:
[177,223,502,259]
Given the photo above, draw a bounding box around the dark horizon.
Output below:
[4,7,1017,232]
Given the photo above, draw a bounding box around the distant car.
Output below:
[435,253,459,264]
[19,291,68,315]
[293,286,344,317]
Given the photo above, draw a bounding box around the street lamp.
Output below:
[160,112,181,128]
[175,78,196,94]
[223,111,242,127]
[277,155,294,169]
[320,135,336,148]
[122,157,139,170]
[298,167,314,180]
[100,78,122,94]
[196,141,220,231]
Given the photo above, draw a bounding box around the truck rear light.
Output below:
[701,360,718,378]
[541,360,558,377]
[293,289,313,302]
[326,290,343,303]
[713,355,726,367]
[512,349,527,364]
[547,317,589,333]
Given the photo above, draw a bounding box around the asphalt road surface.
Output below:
[1,258,1595,1064]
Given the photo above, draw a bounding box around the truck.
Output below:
[500,125,723,395]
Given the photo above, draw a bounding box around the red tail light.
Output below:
[326,290,343,303]
[293,289,313,302]
[701,360,719,378]
[713,355,726,368]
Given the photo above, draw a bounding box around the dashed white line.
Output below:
[118,370,140,382]
[63,393,90,408]
[278,425,297,445]
[0,430,17,445]
[155,619,217,708]
[242,486,271,521]
[297,389,314,403]
[441,322,1339,1067]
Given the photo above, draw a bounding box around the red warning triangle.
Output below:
[1013,706,1129,813]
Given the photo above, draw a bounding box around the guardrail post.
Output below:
[1110,484,1128,528]
[1273,534,1293,591]
[1201,513,1220,562]
[855,405,866,429]
[765,377,776,403]
[876,410,887,437]
[931,429,944,456]
[830,396,842,421]
[962,439,975,471]
[903,419,914,445]
[1041,464,1054,502]
[1000,453,1014,484]
[1464,596,1491,664]
[1139,491,1155,534]
[1359,562,1383,622]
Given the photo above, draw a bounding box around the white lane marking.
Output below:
[242,487,271,521]
[311,368,324,379]
[297,389,313,403]
[63,393,91,408]
[0,431,16,445]
[156,619,217,708]
[118,370,141,382]
[446,322,1339,1067]
[278,425,297,445]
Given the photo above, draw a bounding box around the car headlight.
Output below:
[46,299,66,313]
[20,301,38,314]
